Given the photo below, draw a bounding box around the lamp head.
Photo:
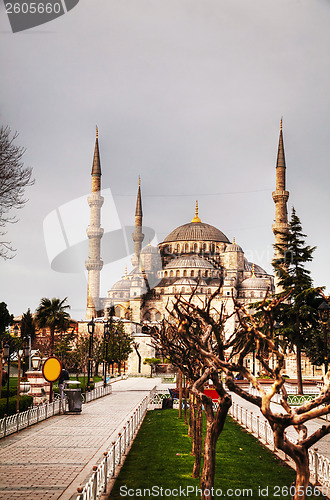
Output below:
[88,317,95,335]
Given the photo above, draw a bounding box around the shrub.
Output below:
[0,395,33,418]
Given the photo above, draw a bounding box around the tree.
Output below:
[151,289,233,499]
[0,301,13,339]
[223,295,330,500]
[273,207,322,394]
[143,357,161,377]
[35,297,71,355]
[20,308,36,344]
[0,125,34,259]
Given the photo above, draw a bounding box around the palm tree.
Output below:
[35,297,71,355]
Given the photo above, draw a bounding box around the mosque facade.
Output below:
[83,123,290,375]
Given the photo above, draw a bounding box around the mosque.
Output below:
[81,122,293,375]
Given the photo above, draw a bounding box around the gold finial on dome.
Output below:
[252,263,256,278]
[191,200,201,223]
[96,126,98,138]
[233,237,236,244]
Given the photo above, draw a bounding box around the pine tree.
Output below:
[20,308,36,343]
[273,207,321,394]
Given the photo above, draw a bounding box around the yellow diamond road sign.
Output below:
[42,357,62,383]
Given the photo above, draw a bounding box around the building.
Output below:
[81,123,293,375]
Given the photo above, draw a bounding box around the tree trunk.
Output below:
[200,412,217,500]
[191,395,196,454]
[296,344,303,395]
[200,395,231,500]
[294,455,310,500]
[178,370,182,418]
[188,391,193,437]
[184,376,188,425]
[192,396,203,478]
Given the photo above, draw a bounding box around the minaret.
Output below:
[85,127,104,319]
[131,178,144,267]
[272,119,289,292]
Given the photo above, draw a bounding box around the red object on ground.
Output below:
[203,388,219,401]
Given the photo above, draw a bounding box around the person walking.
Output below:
[58,366,69,399]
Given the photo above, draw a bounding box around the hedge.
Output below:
[0,395,33,418]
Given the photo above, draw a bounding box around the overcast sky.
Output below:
[0,0,329,320]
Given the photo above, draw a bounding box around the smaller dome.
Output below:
[111,278,131,291]
[240,277,270,290]
[225,240,243,253]
[141,244,159,254]
[165,255,215,270]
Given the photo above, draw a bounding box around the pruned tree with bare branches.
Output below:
[0,125,34,258]
[151,288,233,500]
[220,294,330,500]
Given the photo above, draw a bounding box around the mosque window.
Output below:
[172,287,175,294]
[185,243,189,252]
[164,271,168,277]
[176,244,180,253]
[155,311,161,321]
[181,287,185,294]
[191,270,194,277]
[207,288,211,294]
[183,270,187,277]
[160,288,164,294]
[170,270,173,277]
[176,270,180,277]
[194,243,198,253]
[198,270,201,277]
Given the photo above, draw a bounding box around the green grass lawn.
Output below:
[110,410,325,500]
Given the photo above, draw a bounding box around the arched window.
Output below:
[170,270,173,277]
[176,270,180,277]
[191,270,194,277]
[164,271,168,277]
[185,243,189,252]
[160,288,164,295]
[181,287,185,294]
[183,270,187,277]
[194,243,198,253]
[176,244,180,253]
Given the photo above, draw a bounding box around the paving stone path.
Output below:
[0,377,160,500]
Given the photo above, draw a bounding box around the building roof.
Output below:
[174,278,198,286]
[162,222,230,243]
[164,255,215,270]
[240,277,270,290]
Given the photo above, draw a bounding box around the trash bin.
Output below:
[64,380,82,413]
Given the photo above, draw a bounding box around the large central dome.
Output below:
[163,221,230,243]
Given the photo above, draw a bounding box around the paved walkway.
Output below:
[0,378,160,500]
[231,392,330,458]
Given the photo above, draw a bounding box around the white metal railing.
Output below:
[76,392,152,500]
[229,401,330,488]
[0,382,113,439]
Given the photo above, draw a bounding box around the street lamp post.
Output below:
[3,344,10,416]
[318,301,330,375]
[87,318,95,391]
[103,321,111,387]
